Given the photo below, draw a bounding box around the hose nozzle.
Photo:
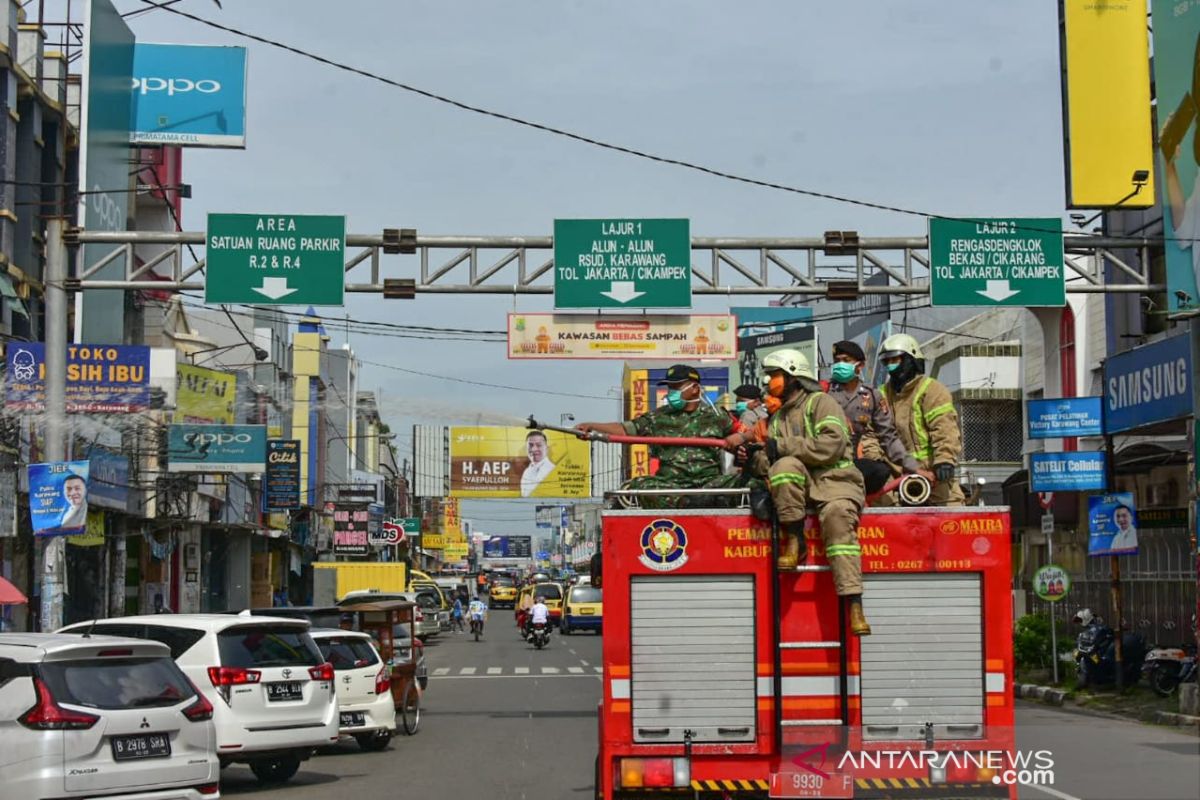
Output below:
[899,474,933,506]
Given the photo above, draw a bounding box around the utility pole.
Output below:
[40,218,69,632]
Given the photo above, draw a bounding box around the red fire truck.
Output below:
[595,504,1015,799]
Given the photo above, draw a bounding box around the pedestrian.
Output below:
[574,364,749,508]
[739,348,871,636]
[452,595,465,632]
[878,333,964,506]
[825,340,919,496]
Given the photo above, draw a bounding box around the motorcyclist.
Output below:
[530,596,550,628]
[468,597,488,635]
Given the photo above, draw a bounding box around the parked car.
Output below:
[59,614,338,785]
[560,584,602,635]
[0,632,220,800]
[392,623,429,691]
[238,606,344,629]
[411,582,454,631]
[310,629,395,751]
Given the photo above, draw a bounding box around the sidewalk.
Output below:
[1014,680,1200,732]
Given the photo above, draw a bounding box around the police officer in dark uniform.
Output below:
[826,340,919,494]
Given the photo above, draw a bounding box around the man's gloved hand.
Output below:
[934,462,956,483]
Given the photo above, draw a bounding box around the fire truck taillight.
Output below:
[619,757,690,789]
[930,755,995,785]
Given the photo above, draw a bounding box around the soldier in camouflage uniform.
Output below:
[575,364,748,508]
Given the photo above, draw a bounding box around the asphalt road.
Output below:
[210,623,1198,800]
[218,616,603,800]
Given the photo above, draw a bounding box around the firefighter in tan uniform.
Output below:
[729,348,871,636]
[878,333,964,506]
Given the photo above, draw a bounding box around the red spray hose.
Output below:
[527,416,727,448]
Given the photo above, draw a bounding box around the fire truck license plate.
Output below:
[769,772,853,798]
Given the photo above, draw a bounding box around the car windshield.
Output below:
[534,584,562,601]
[218,626,322,668]
[569,587,601,604]
[492,577,514,587]
[415,592,440,609]
[317,636,380,670]
[40,657,195,710]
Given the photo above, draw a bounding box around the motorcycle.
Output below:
[1143,616,1198,697]
[1072,608,1146,689]
[470,616,484,642]
[528,621,550,650]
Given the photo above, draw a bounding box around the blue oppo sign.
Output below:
[1030,451,1107,492]
[131,43,247,147]
[1027,397,1104,439]
[1104,333,1192,434]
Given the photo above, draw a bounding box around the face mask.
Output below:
[764,396,783,414]
[886,362,901,374]
[766,374,787,398]
[831,362,858,383]
[665,389,686,411]
[734,401,749,414]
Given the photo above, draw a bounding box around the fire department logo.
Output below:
[638,519,689,572]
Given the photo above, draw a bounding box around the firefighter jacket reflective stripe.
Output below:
[882,376,962,469]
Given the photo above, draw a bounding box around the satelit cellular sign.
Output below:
[167,424,267,473]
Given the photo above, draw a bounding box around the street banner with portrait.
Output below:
[27,460,91,537]
[1152,1,1200,313]
[449,426,591,498]
[1087,492,1139,556]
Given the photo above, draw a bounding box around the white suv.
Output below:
[0,632,220,800]
[309,629,396,750]
[59,615,338,785]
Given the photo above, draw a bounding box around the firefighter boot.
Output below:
[848,596,871,636]
[776,522,808,570]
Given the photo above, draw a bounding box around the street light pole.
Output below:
[40,218,69,632]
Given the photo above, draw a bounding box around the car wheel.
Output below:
[355,730,392,752]
[249,755,302,784]
[401,683,421,735]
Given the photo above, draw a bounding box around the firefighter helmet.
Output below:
[880,333,924,360]
[761,348,816,381]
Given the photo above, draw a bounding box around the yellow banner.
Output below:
[442,497,460,535]
[423,533,446,550]
[444,542,469,559]
[450,426,591,499]
[1060,0,1154,208]
[508,314,736,360]
[177,364,238,424]
[624,368,651,479]
[68,509,106,547]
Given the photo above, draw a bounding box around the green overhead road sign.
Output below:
[929,217,1065,307]
[554,218,691,308]
[205,213,346,305]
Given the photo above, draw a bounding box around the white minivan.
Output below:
[309,629,396,750]
[60,614,338,785]
[0,632,220,800]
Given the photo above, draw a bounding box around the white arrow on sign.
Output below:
[599,281,646,304]
[976,279,1019,303]
[252,276,299,300]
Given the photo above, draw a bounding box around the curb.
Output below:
[1152,711,1200,728]
[1013,683,1066,706]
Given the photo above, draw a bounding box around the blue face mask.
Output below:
[886,362,901,374]
[734,401,749,414]
[831,362,858,383]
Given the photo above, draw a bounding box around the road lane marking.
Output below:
[1022,783,1083,800]
[580,660,590,666]
[515,667,530,675]
[568,649,577,655]
[487,667,502,675]
[568,667,584,674]
[433,667,450,676]
[594,666,602,673]
[460,667,476,675]
[542,667,561,674]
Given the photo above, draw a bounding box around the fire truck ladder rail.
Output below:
[781,718,846,727]
[780,641,842,649]
[775,577,852,734]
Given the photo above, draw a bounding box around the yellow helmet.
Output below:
[761,348,815,381]
[880,333,924,360]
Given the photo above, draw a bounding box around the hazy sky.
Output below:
[112,0,1068,530]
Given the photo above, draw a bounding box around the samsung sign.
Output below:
[1103,333,1193,434]
[131,43,247,148]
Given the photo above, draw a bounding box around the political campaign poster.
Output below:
[27,460,91,537]
[1088,493,1139,556]
[449,426,591,499]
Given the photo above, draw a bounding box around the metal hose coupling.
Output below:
[898,473,932,506]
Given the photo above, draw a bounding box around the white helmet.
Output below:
[1073,608,1094,626]
[880,333,924,360]
[761,348,815,381]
